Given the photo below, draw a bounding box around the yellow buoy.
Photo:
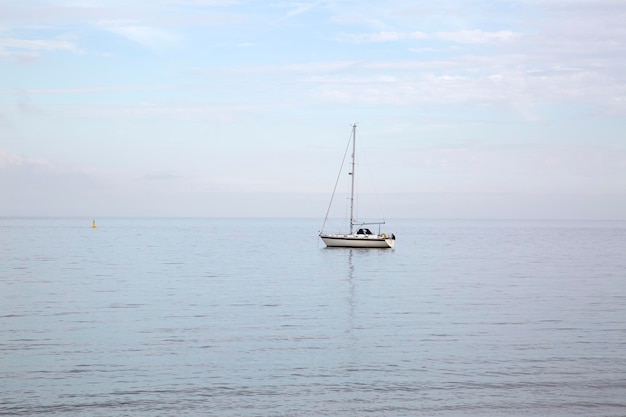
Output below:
[92,220,97,228]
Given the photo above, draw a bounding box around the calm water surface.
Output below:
[1,218,625,416]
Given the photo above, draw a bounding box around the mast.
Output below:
[349,123,356,234]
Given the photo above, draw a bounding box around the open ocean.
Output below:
[1,217,625,417]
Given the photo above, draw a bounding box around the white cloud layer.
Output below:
[342,30,518,44]
[1,0,625,218]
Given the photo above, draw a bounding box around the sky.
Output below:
[1,0,625,219]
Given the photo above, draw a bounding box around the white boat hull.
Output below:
[320,234,395,249]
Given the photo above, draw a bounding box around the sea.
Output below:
[1,217,625,417]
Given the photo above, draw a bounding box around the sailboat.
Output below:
[319,124,396,249]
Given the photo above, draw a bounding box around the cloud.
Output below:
[197,53,624,117]
[435,30,518,43]
[0,38,78,52]
[0,37,81,61]
[0,85,174,95]
[0,149,88,179]
[274,0,324,22]
[0,149,103,215]
[341,29,518,44]
[345,31,428,43]
[303,67,604,116]
[98,20,182,49]
[0,149,27,166]
[139,171,182,181]
[172,0,240,5]
[59,102,270,122]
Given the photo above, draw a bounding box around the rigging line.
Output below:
[320,127,354,233]
[359,143,385,220]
